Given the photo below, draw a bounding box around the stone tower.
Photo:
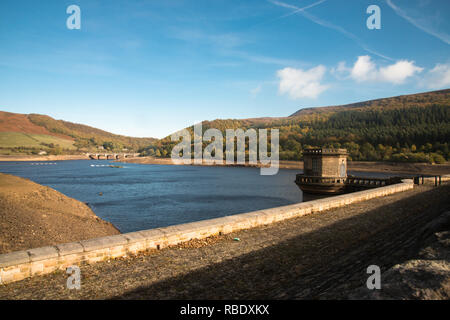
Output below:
[303,148,348,178]
[295,148,349,194]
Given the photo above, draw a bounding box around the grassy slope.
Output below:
[0,111,156,152]
[28,114,155,150]
[0,132,75,149]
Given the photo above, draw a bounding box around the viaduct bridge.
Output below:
[87,153,140,160]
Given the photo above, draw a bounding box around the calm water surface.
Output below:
[0,160,305,232]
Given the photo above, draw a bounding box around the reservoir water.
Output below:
[0,160,304,232]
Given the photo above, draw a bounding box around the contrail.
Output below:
[269,0,394,61]
[386,0,450,45]
[274,0,328,19]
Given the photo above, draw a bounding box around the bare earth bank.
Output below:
[1,154,448,176]
[118,157,450,176]
[0,155,89,161]
[0,173,119,254]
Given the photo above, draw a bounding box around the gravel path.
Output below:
[1,184,449,300]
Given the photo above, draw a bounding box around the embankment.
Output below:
[0,178,414,285]
[1,183,448,299]
[0,173,119,254]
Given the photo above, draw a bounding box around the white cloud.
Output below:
[351,56,377,82]
[348,55,423,84]
[277,66,328,99]
[423,63,450,89]
[330,61,351,80]
[379,60,424,84]
[335,61,348,73]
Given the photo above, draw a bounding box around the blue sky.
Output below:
[0,0,449,138]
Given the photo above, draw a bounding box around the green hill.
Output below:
[142,89,450,164]
[290,88,450,116]
[0,111,156,155]
[27,114,156,152]
[2,89,448,162]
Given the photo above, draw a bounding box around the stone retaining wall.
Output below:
[0,180,414,285]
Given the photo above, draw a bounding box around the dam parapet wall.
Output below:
[0,179,416,285]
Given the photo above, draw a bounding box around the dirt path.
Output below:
[0,184,449,299]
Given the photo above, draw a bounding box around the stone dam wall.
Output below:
[0,179,415,285]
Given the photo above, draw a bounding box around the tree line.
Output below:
[140,104,449,164]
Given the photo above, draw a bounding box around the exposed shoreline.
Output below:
[2,154,449,176]
[116,156,450,176]
[0,155,89,162]
[0,173,120,254]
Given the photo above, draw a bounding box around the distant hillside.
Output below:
[290,89,450,116]
[0,111,156,155]
[2,89,449,162]
[142,89,450,163]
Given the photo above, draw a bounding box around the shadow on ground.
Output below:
[111,185,450,300]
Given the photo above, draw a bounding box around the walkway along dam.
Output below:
[0,178,420,285]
